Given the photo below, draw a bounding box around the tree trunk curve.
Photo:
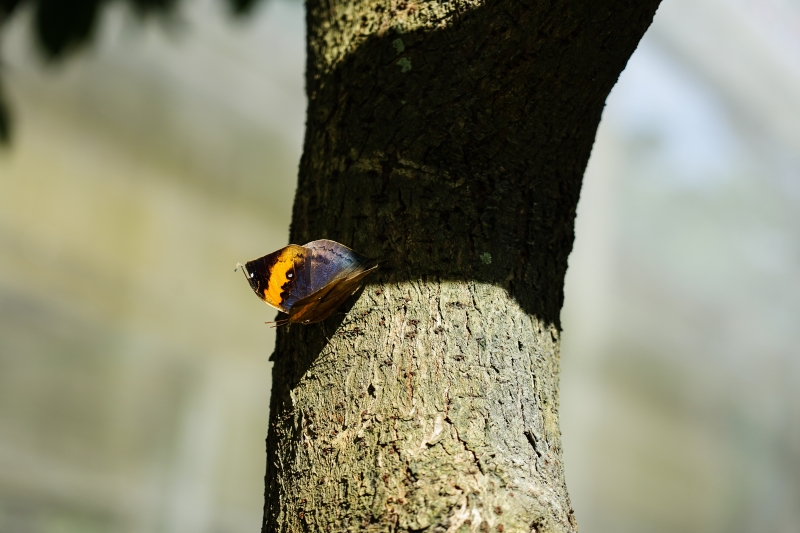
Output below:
[263,1,661,531]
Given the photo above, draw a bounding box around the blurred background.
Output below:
[0,0,798,532]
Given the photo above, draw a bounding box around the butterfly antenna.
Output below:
[235,262,251,283]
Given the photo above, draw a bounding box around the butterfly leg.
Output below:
[321,321,332,343]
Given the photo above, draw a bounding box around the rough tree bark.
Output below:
[264,0,661,531]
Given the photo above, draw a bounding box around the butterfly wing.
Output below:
[286,240,377,323]
[288,264,378,324]
[242,244,308,312]
[304,239,368,288]
[241,239,377,324]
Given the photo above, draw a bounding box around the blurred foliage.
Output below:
[0,0,265,144]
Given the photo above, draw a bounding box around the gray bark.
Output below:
[264,0,661,531]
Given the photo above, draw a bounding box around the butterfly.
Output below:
[236,239,378,326]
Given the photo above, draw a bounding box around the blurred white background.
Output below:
[562,1,800,532]
[0,0,798,532]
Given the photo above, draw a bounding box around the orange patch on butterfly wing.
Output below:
[261,245,305,311]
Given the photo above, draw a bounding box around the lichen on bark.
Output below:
[263,0,661,531]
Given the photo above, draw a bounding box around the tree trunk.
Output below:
[263,0,660,531]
